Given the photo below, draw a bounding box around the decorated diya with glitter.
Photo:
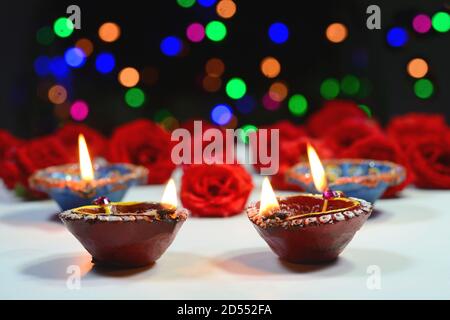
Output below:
[59,180,188,267]
[247,179,373,263]
[287,158,405,203]
[29,134,148,210]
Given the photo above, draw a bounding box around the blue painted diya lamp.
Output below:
[287,159,406,203]
[29,134,148,210]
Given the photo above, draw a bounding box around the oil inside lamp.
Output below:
[78,133,94,181]
[161,178,178,208]
[259,177,280,217]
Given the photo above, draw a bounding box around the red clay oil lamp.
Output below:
[247,144,373,264]
[59,179,188,268]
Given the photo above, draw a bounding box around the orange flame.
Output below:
[78,134,94,181]
[260,177,280,216]
[161,178,178,208]
[307,143,327,192]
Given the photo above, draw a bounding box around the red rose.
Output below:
[387,113,448,149]
[306,99,368,137]
[180,164,253,217]
[264,120,307,142]
[408,133,450,189]
[109,119,176,184]
[55,123,107,161]
[324,118,382,155]
[0,130,23,160]
[339,134,412,197]
[0,136,70,197]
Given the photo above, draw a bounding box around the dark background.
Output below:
[0,0,449,138]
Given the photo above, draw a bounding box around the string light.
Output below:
[118,67,140,87]
[269,81,288,102]
[64,47,86,68]
[341,75,360,96]
[75,38,94,56]
[70,100,89,121]
[320,78,340,99]
[211,104,233,125]
[386,27,408,47]
[177,0,196,8]
[186,23,205,43]
[160,36,183,56]
[36,26,54,45]
[54,17,74,38]
[205,58,225,77]
[205,21,227,42]
[226,77,246,99]
[125,88,146,107]
[268,22,289,44]
[98,22,121,42]
[48,85,67,104]
[95,52,115,74]
[412,14,432,34]
[216,0,236,19]
[407,58,428,78]
[288,94,308,116]
[260,57,281,78]
[326,23,348,43]
[431,12,450,33]
[414,79,434,99]
[198,0,216,7]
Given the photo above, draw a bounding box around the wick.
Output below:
[321,199,328,212]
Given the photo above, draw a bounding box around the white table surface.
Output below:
[1,171,449,300]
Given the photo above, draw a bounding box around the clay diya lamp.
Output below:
[287,159,405,203]
[247,144,373,264]
[247,178,373,264]
[59,179,188,268]
[29,134,148,210]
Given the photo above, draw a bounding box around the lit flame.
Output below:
[259,177,280,215]
[78,134,94,181]
[307,143,327,192]
[161,178,178,208]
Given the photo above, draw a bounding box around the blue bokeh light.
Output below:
[268,22,289,44]
[236,95,256,114]
[49,56,70,78]
[34,56,51,76]
[95,52,115,74]
[198,0,216,7]
[211,104,233,125]
[64,47,86,68]
[386,27,408,47]
[160,36,183,57]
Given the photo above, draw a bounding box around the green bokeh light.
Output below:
[53,17,74,38]
[414,79,434,99]
[154,109,172,122]
[358,104,372,117]
[177,0,196,8]
[288,94,308,116]
[431,12,450,33]
[36,26,55,45]
[320,78,340,99]
[240,124,258,144]
[205,21,227,42]
[226,78,247,99]
[125,88,146,107]
[341,75,360,96]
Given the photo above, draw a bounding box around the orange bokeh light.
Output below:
[118,67,140,87]
[260,57,281,78]
[75,38,94,56]
[98,22,121,43]
[48,85,67,104]
[205,58,225,77]
[216,0,237,19]
[269,81,288,102]
[202,75,222,92]
[407,58,428,78]
[326,23,348,43]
